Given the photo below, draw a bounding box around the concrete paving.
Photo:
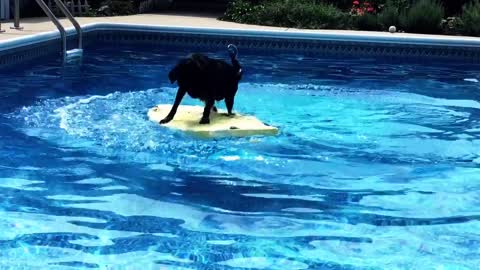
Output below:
[0,13,284,41]
[1,13,479,42]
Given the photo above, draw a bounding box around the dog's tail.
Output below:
[227,44,242,76]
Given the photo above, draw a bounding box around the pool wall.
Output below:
[1,23,480,68]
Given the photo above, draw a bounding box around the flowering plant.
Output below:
[350,0,376,16]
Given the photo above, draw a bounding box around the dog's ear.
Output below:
[168,66,178,84]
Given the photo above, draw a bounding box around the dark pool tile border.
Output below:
[1,23,480,67]
[0,40,57,67]
[94,24,480,62]
[94,29,480,63]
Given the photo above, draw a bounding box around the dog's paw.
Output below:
[159,117,173,124]
[199,117,210,124]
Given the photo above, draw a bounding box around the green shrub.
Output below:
[378,6,400,30]
[441,0,470,16]
[325,0,387,10]
[88,0,103,9]
[137,0,172,13]
[222,0,349,29]
[324,0,357,10]
[440,16,462,35]
[99,0,136,16]
[460,0,480,36]
[401,0,445,34]
[221,0,261,24]
[263,0,348,29]
[354,14,380,30]
[377,0,406,30]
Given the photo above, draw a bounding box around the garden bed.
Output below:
[220,0,480,36]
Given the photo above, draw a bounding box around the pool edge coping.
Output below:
[2,22,480,53]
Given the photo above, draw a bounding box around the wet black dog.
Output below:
[160,44,243,125]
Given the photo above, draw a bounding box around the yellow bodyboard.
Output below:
[147,105,279,138]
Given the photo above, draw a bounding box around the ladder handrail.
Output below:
[35,0,67,57]
[53,0,82,49]
[34,0,83,59]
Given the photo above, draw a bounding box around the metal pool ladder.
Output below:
[36,0,83,61]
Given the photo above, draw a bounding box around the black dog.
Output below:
[160,44,243,125]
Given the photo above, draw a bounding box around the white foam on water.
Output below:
[6,82,480,195]
[74,178,114,185]
[97,185,130,191]
[68,238,115,247]
[474,157,480,164]
[242,193,324,202]
[206,240,236,245]
[0,178,44,191]
[221,156,241,161]
[147,163,175,172]
[0,246,192,269]
[53,94,115,132]
[8,84,480,165]
[218,257,308,270]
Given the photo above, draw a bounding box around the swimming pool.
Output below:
[1,25,480,269]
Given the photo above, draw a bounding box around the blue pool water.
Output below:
[1,44,480,269]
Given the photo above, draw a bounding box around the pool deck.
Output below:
[1,13,480,42]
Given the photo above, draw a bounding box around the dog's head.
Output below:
[168,54,210,84]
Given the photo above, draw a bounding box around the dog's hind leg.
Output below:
[202,100,217,113]
[200,99,215,124]
[225,96,235,116]
[160,87,186,124]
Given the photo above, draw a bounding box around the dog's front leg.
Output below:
[200,99,214,124]
[160,87,186,124]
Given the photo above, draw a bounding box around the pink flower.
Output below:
[353,1,359,5]
[367,7,374,12]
